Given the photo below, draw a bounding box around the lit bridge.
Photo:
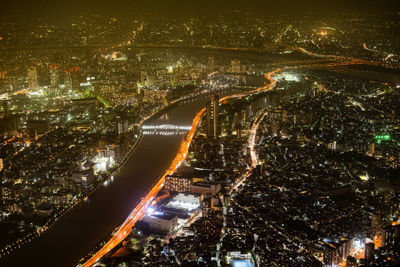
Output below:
[80,55,377,267]
[142,124,192,136]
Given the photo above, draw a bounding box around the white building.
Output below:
[166,193,201,211]
[142,214,178,234]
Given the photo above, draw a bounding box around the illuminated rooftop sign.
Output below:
[374,134,391,141]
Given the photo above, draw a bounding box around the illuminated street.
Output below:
[80,65,281,267]
[1,2,400,267]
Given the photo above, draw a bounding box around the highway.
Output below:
[80,56,374,266]
[1,73,274,267]
[79,52,385,266]
[0,50,380,267]
[0,100,210,267]
[0,49,304,267]
[80,67,280,267]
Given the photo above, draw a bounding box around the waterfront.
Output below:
[1,55,398,266]
[0,99,208,267]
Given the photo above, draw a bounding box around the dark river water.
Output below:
[1,100,208,267]
[1,50,398,267]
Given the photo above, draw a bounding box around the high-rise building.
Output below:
[230,60,241,73]
[165,175,192,192]
[27,67,38,90]
[346,256,358,267]
[65,72,73,91]
[369,143,375,156]
[364,242,375,260]
[234,111,242,137]
[50,65,59,89]
[371,213,382,232]
[207,56,215,74]
[281,110,287,122]
[207,94,220,138]
[117,120,129,135]
[382,224,400,247]
[2,101,8,116]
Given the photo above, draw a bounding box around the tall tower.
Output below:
[207,94,220,138]
[50,65,59,89]
[27,67,38,90]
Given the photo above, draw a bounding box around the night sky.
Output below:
[1,0,399,19]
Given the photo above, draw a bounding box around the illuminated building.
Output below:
[166,193,201,209]
[1,101,8,115]
[328,141,337,150]
[206,94,220,138]
[65,72,73,91]
[202,196,222,215]
[140,70,150,86]
[72,170,95,188]
[382,224,400,247]
[207,56,215,74]
[369,143,375,156]
[226,251,255,266]
[234,111,242,137]
[71,98,100,110]
[165,175,192,192]
[323,239,353,267]
[142,89,168,106]
[50,65,59,89]
[230,60,242,73]
[346,256,358,267]
[370,213,382,232]
[281,110,287,122]
[117,120,129,135]
[27,67,38,90]
[142,213,178,234]
[93,145,115,174]
[191,182,221,195]
[202,197,213,215]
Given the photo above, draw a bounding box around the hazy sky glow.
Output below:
[1,0,399,19]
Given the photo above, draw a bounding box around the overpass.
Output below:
[80,54,383,266]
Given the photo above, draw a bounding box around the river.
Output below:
[0,99,208,267]
[1,50,398,267]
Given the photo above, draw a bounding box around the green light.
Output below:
[374,134,391,141]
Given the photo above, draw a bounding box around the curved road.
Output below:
[80,56,383,266]
[0,100,209,267]
[80,68,281,267]
[0,51,379,267]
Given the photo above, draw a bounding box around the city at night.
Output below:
[0,0,399,266]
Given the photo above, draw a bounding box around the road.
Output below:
[80,55,376,266]
[0,50,379,267]
[0,50,305,267]
[81,66,280,267]
[0,100,210,267]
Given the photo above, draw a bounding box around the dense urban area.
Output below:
[0,8,399,267]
